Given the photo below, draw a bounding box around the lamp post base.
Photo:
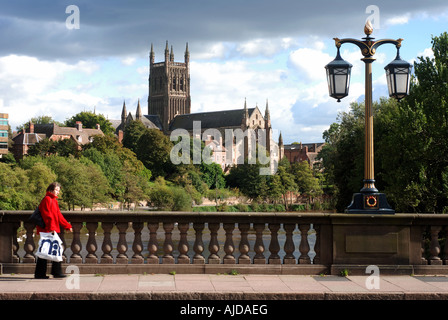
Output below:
[346,192,395,214]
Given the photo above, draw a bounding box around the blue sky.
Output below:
[1,0,447,144]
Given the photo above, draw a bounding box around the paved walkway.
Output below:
[1,273,446,317]
[1,273,448,300]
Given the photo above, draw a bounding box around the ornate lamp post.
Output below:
[325,21,412,214]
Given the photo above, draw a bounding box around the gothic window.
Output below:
[180,76,184,91]
[173,76,177,90]
[159,77,163,92]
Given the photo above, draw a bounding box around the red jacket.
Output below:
[37,192,72,234]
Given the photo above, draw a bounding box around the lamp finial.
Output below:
[364,20,373,36]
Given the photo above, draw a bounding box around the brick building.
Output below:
[12,121,103,160]
[283,142,325,168]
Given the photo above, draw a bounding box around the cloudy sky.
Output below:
[1,0,447,143]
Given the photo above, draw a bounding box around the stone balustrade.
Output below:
[1,211,448,275]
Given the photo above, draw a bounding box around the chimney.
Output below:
[118,130,124,143]
[96,123,100,130]
[28,121,34,134]
[75,121,82,132]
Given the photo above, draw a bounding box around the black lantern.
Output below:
[325,47,353,102]
[384,49,412,101]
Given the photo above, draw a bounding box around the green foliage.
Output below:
[200,162,225,189]
[28,138,80,158]
[134,128,174,178]
[148,177,192,211]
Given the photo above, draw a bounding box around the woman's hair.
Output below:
[46,182,61,192]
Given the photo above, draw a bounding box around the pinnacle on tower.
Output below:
[185,42,190,63]
[265,99,270,121]
[150,43,155,64]
[136,99,142,121]
[121,100,127,124]
[165,40,169,61]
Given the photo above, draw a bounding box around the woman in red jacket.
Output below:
[34,182,73,279]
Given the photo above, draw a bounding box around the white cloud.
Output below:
[237,38,297,57]
[289,47,332,81]
[0,55,102,130]
[386,13,411,26]
[195,42,230,60]
[121,56,137,66]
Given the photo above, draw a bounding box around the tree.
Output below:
[83,148,126,200]
[135,128,173,178]
[46,156,110,210]
[273,166,297,209]
[0,163,30,209]
[200,162,225,189]
[26,162,57,207]
[226,161,271,201]
[122,120,146,152]
[378,32,448,212]
[28,138,80,158]
[290,161,322,206]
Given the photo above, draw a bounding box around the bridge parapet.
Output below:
[1,211,447,275]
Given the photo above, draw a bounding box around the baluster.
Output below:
[70,222,83,264]
[162,222,175,264]
[238,223,251,264]
[193,222,205,264]
[223,223,236,264]
[116,222,129,264]
[313,225,321,264]
[208,223,220,264]
[429,225,442,265]
[101,222,114,264]
[444,226,448,265]
[268,223,281,264]
[253,223,266,264]
[147,222,159,264]
[299,224,311,264]
[283,223,296,264]
[421,226,428,265]
[85,222,99,264]
[177,223,190,264]
[131,222,144,264]
[12,222,20,263]
[22,222,36,263]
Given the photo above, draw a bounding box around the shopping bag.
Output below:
[35,232,63,262]
[28,206,46,228]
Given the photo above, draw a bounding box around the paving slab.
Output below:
[0,273,448,301]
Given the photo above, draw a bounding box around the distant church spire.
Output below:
[121,100,127,124]
[265,99,270,121]
[242,98,249,128]
[136,99,142,121]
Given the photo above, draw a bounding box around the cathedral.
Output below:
[113,42,284,171]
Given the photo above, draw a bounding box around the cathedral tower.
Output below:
[148,41,191,132]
